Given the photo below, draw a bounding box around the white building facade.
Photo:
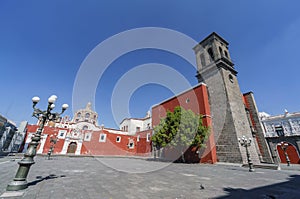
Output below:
[119,111,151,135]
[260,111,300,164]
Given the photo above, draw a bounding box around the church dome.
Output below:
[72,102,98,125]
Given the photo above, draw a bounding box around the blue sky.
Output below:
[1,1,300,128]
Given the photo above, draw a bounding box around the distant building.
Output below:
[9,121,28,152]
[120,111,151,135]
[0,115,26,154]
[24,103,152,156]
[261,110,300,164]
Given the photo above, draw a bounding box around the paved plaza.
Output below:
[0,156,300,199]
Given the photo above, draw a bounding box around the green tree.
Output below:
[152,106,210,162]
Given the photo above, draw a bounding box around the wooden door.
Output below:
[67,142,77,153]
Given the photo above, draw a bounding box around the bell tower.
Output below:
[193,32,260,164]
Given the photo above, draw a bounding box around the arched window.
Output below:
[207,48,214,62]
[229,74,234,83]
[77,112,81,118]
[219,47,223,57]
[224,51,229,58]
[85,113,90,119]
[200,53,206,66]
[82,125,88,130]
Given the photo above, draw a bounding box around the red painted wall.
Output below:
[151,83,217,163]
[26,125,66,154]
[242,95,257,130]
[25,124,152,156]
[82,130,137,156]
[277,144,300,164]
[152,84,210,127]
[136,129,152,156]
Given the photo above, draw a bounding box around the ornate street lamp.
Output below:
[277,141,290,166]
[6,95,68,191]
[238,136,255,172]
[47,134,58,160]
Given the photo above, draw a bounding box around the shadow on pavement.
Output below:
[215,175,300,199]
[28,174,66,187]
[146,158,172,162]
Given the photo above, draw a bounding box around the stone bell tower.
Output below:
[193,32,260,164]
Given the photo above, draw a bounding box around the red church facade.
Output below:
[24,124,152,157]
[22,101,153,157]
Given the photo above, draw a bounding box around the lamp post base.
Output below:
[6,158,35,191]
[248,162,254,172]
[6,180,28,191]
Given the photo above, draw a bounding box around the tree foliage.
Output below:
[152,106,210,155]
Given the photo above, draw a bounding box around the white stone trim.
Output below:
[37,134,48,154]
[75,141,82,155]
[60,139,69,154]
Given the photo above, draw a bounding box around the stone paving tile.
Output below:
[0,156,300,198]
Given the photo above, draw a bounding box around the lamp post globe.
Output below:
[62,104,69,110]
[50,104,55,109]
[32,96,40,103]
[48,95,57,104]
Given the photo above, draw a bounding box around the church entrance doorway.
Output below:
[67,142,77,153]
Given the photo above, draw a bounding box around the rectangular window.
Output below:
[128,142,134,149]
[99,133,107,142]
[275,126,284,137]
[84,133,92,141]
[116,136,121,143]
[146,133,151,142]
[136,127,140,132]
[57,130,67,139]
